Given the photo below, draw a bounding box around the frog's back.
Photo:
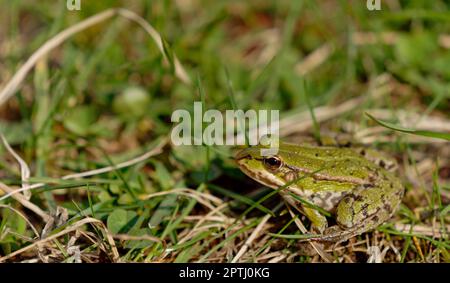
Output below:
[279,143,378,180]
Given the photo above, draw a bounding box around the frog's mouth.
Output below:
[236,154,284,189]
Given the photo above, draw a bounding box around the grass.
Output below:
[0,0,449,263]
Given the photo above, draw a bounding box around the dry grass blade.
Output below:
[62,138,167,179]
[267,254,287,263]
[367,246,382,263]
[0,138,167,202]
[0,217,119,263]
[295,43,334,76]
[231,214,271,263]
[142,188,226,217]
[182,214,234,223]
[0,8,190,106]
[112,234,162,243]
[286,205,334,263]
[0,182,50,222]
[0,133,31,199]
[227,73,392,144]
[278,74,393,137]
[353,31,450,49]
[115,8,191,85]
[0,204,39,238]
[177,203,230,245]
[394,223,449,238]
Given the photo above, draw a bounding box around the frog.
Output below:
[235,141,404,243]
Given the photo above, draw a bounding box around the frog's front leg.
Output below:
[283,193,328,233]
[303,206,328,234]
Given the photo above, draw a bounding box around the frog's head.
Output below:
[235,145,291,189]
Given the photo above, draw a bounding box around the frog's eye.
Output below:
[263,156,283,170]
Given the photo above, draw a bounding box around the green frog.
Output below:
[235,142,404,243]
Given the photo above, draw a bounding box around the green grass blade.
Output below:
[366,112,450,141]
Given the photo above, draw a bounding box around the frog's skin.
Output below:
[235,142,404,243]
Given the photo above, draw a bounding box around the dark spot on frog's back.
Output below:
[368,172,377,182]
[363,183,373,189]
[362,204,369,217]
[352,194,364,202]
